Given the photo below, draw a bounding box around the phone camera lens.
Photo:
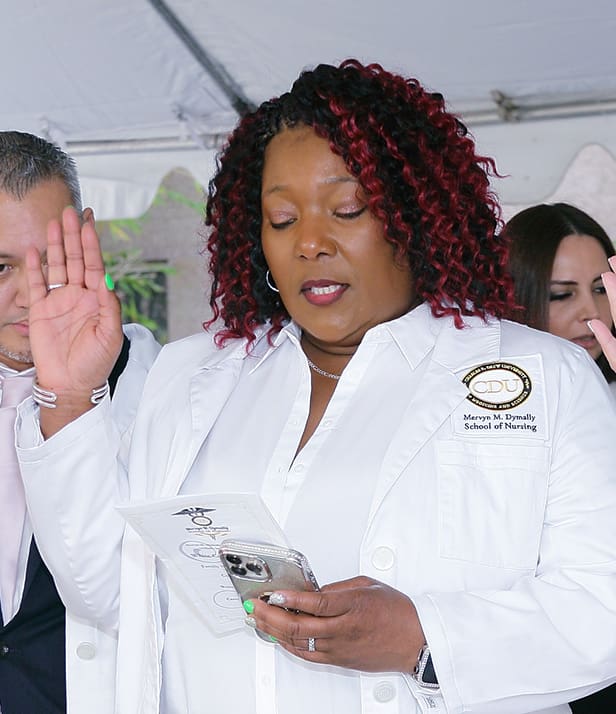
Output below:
[230,565,247,576]
[246,561,263,575]
[225,554,242,565]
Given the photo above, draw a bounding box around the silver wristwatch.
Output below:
[412,644,439,689]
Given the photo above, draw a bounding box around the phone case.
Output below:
[218,540,319,605]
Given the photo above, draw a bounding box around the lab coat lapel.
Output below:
[368,314,502,520]
[158,359,245,498]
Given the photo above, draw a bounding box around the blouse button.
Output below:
[371,546,395,570]
[76,642,96,660]
[373,681,396,702]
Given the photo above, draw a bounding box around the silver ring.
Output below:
[308,637,316,652]
[47,283,67,291]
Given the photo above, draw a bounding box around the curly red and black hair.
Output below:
[205,59,513,344]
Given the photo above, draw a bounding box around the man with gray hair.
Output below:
[0,131,160,713]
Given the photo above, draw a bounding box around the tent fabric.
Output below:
[2,0,616,219]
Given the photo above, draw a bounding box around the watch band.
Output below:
[413,644,439,689]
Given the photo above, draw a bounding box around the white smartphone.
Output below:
[218,539,319,640]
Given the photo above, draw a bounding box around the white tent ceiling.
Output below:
[2,0,616,219]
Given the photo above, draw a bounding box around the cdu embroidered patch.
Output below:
[452,356,548,440]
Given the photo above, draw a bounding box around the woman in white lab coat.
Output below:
[18,60,616,714]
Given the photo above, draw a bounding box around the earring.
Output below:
[266,270,279,293]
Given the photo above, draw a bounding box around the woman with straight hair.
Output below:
[504,202,616,387]
[503,202,616,713]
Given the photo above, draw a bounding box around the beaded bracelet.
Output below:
[32,379,110,409]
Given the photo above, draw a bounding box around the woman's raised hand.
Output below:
[26,207,123,432]
[590,256,616,371]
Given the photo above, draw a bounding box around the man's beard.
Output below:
[0,342,33,365]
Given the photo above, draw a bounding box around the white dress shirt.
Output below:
[0,363,35,624]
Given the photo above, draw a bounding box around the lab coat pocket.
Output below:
[437,439,549,569]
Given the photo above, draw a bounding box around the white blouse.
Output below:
[162,321,425,714]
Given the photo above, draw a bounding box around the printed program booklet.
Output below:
[118,493,286,634]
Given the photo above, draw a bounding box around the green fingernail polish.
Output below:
[104,273,115,290]
[268,635,278,643]
[243,600,254,614]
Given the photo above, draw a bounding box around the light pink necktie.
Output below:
[0,373,33,622]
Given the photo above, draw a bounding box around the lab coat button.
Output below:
[76,642,96,660]
[372,546,395,570]
[374,681,396,702]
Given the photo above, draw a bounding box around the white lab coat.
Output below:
[16,323,160,714]
[16,305,616,713]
